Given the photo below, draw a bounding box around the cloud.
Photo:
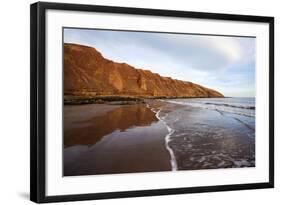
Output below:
[206,37,242,62]
[146,33,254,72]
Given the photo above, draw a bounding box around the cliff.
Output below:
[64,43,224,98]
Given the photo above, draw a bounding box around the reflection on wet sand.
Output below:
[64,104,158,147]
[64,104,171,176]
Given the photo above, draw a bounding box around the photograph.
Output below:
[63,28,256,176]
[29,2,274,203]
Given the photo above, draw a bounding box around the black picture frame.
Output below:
[30,1,274,203]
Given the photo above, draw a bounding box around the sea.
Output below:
[150,97,256,170]
[164,97,255,118]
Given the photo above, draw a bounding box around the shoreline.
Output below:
[64,95,226,105]
[146,103,178,171]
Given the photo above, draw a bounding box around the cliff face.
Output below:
[64,43,224,98]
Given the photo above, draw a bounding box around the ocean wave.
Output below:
[149,107,178,171]
[164,100,255,118]
[204,102,255,110]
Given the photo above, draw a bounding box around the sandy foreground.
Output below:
[64,103,171,176]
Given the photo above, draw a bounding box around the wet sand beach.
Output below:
[64,99,255,176]
[64,103,171,176]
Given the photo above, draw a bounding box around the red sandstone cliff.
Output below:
[64,43,224,98]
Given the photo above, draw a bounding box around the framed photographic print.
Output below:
[30,1,274,203]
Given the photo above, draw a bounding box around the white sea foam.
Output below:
[149,106,178,171]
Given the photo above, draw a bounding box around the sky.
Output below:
[64,28,256,97]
